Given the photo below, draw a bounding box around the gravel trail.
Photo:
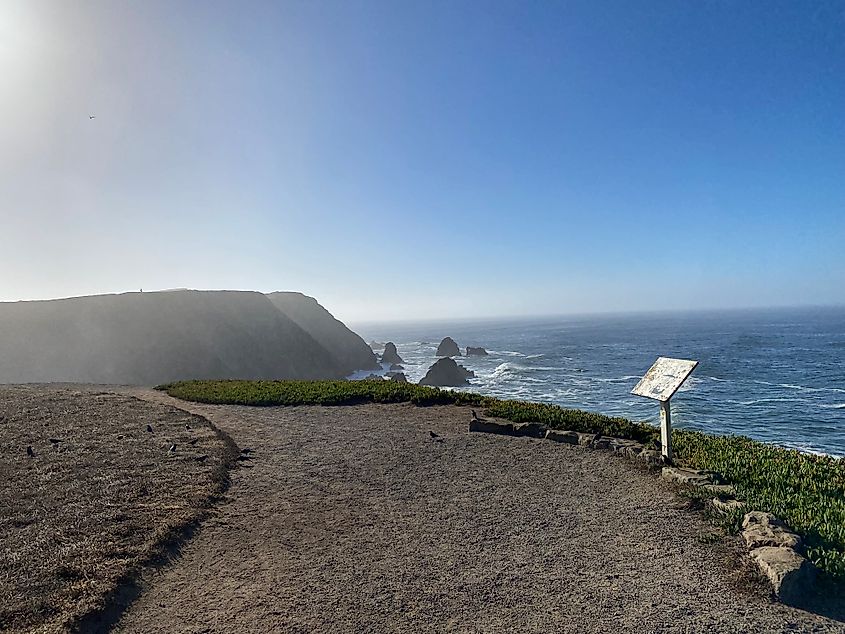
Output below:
[112,389,844,633]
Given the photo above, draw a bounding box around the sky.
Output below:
[1,1,844,322]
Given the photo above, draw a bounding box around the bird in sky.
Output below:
[89,115,95,119]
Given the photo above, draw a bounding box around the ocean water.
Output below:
[353,307,845,458]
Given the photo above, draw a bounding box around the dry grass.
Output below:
[0,386,239,633]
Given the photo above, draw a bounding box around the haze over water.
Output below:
[357,307,845,457]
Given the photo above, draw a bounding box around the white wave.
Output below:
[524,353,544,359]
[490,362,516,378]
[491,350,525,357]
[708,376,727,382]
[818,403,845,410]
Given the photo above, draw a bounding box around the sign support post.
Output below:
[631,357,698,463]
[659,399,672,462]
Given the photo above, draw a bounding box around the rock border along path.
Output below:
[112,391,843,633]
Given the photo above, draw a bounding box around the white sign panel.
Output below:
[631,357,698,402]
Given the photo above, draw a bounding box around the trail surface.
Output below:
[113,389,843,633]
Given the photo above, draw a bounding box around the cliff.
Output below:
[0,290,368,384]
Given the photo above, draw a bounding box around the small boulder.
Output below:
[741,511,801,550]
[466,346,488,356]
[419,357,471,387]
[661,466,720,486]
[469,419,514,435]
[512,422,547,438]
[387,372,408,383]
[436,337,462,357]
[750,546,816,603]
[380,342,404,365]
[545,429,579,444]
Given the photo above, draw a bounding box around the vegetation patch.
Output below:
[0,386,238,633]
[159,379,845,582]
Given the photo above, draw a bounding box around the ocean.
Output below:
[353,307,845,458]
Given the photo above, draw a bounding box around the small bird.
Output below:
[26,446,34,457]
[48,438,61,445]
[146,424,153,433]
[471,409,479,421]
[429,430,440,439]
[168,444,177,453]
[185,423,191,431]
[89,115,95,119]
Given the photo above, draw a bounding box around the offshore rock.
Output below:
[436,337,462,357]
[466,346,488,356]
[419,358,470,387]
[380,342,404,365]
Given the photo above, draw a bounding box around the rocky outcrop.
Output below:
[389,364,404,371]
[419,358,471,387]
[387,372,407,383]
[466,346,488,356]
[436,337,461,357]
[380,342,404,365]
[266,292,379,373]
[0,290,348,384]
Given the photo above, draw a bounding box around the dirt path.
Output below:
[111,389,843,633]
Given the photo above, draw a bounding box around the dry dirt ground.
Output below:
[102,388,844,634]
[0,386,237,633]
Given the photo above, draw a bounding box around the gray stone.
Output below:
[512,422,548,439]
[741,512,801,550]
[750,546,816,603]
[466,346,488,356]
[387,372,407,383]
[661,466,720,486]
[576,433,599,447]
[545,429,579,444]
[638,449,663,467]
[701,483,737,497]
[469,419,514,435]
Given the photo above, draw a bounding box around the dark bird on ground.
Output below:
[471,409,479,421]
[185,423,191,431]
[48,438,61,445]
[168,444,177,453]
[26,446,34,457]
[429,430,440,439]
[146,424,153,433]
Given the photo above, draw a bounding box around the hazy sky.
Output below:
[2,1,844,322]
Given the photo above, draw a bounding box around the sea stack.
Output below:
[380,342,404,365]
[436,337,461,357]
[419,357,472,387]
[466,346,488,356]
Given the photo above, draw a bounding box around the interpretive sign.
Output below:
[632,357,698,462]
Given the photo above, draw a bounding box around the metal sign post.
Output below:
[631,357,698,462]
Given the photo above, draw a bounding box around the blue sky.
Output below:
[1,1,843,321]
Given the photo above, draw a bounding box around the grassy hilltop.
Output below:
[160,379,845,581]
